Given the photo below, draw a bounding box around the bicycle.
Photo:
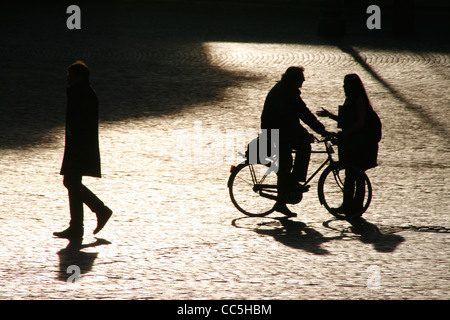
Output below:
[227,135,372,220]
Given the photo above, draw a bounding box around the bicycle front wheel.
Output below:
[318,163,372,219]
[228,163,278,217]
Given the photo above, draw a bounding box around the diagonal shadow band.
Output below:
[336,42,449,139]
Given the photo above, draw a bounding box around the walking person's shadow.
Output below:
[57,238,111,282]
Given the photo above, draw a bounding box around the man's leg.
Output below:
[78,179,113,235]
[54,174,84,239]
[54,174,112,238]
[274,146,297,217]
[291,142,311,183]
[80,183,105,214]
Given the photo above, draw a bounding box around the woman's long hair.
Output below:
[344,73,372,109]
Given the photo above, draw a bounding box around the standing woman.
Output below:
[317,73,380,215]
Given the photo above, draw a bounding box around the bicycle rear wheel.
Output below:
[228,163,278,217]
[318,163,372,219]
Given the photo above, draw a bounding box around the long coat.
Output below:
[60,81,101,177]
[338,99,378,170]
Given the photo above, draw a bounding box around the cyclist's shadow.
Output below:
[343,217,405,252]
[233,216,404,255]
[266,218,334,255]
[235,217,337,255]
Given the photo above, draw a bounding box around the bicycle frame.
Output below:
[248,165,278,201]
[252,137,338,198]
[303,139,336,185]
[228,135,372,218]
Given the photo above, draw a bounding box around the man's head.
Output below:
[67,60,90,86]
[281,66,305,88]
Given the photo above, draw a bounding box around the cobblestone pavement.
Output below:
[0,1,449,300]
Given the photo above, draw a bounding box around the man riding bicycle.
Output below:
[261,66,331,217]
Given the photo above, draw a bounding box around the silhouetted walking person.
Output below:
[54,61,112,240]
[261,66,330,217]
[317,73,381,215]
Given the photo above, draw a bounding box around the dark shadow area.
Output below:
[0,1,448,149]
[0,1,263,149]
[327,217,405,253]
[254,217,336,255]
[335,42,449,139]
[233,216,340,255]
[56,237,111,282]
[232,215,405,254]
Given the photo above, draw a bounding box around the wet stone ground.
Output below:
[0,2,449,300]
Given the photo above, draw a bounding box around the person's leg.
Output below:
[340,167,365,215]
[277,147,293,198]
[341,149,366,215]
[274,146,297,217]
[80,183,105,213]
[291,141,311,183]
[68,175,85,229]
[352,171,366,211]
[79,179,112,235]
[335,148,360,214]
[54,174,84,239]
[342,169,356,210]
[55,174,112,237]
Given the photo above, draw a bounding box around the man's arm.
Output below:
[296,97,329,136]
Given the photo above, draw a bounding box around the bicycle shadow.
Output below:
[232,216,339,255]
[232,216,404,255]
[259,218,335,255]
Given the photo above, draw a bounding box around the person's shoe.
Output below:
[345,205,364,218]
[332,204,363,218]
[274,203,297,217]
[53,227,83,240]
[296,183,310,193]
[94,206,113,234]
